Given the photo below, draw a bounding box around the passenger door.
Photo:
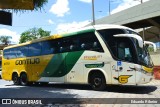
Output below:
[117,39,136,84]
[112,38,136,84]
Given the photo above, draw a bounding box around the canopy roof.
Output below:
[0,0,34,10]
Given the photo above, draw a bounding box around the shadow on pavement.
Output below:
[104,85,157,94]
[28,83,157,94]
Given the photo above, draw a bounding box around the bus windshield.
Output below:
[98,28,153,68]
[126,29,153,67]
[136,40,153,68]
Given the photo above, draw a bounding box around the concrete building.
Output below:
[93,0,160,42]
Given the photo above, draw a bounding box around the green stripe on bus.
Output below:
[41,51,84,77]
[62,29,95,37]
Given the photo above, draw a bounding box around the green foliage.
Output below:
[19,27,51,43]
[147,47,154,52]
[33,0,48,11]
[0,36,12,45]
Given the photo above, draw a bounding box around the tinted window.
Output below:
[79,32,103,52]
[58,37,81,53]
[98,29,125,58]
[3,48,17,59]
[28,43,41,57]
[117,39,133,62]
[10,48,17,59]
[98,29,136,63]
[69,38,80,52]
[16,46,28,58]
[42,40,58,55]
[4,49,10,59]
[3,32,103,59]
[57,32,103,53]
[59,39,70,53]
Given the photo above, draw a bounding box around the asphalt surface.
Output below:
[0,79,160,107]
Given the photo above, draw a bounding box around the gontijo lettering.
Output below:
[15,58,40,65]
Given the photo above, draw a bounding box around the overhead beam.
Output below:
[147,19,160,28]
[146,29,160,39]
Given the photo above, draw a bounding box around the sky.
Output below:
[0,0,150,44]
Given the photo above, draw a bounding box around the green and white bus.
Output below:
[2,24,154,90]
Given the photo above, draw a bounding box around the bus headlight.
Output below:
[141,69,153,76]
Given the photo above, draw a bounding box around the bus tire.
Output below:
[89,72,106,91]
[40,82,49,85]
[20,73,28,86]
[12,73,20,85]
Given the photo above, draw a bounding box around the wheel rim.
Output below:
[13,76,18,84]
[94,78,102,86]
[93,77,102,87]
[21,74,27,85]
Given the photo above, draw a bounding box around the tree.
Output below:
[19,27,51,43]
[0,36,12,45]
[33,0,48,11]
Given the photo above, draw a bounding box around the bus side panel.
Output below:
[40,53,66,78]
[3,58,24,81]
[2,58,12,80]
[66,51,84,83]
[2,55,53,82]
[27,56,51,82]
[39,51,84,83]
[80,51,111,84]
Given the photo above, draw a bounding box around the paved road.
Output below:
[0,79,160,107]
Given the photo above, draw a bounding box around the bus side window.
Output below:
[41,40,57,55]
[16,47,23,58]
[3,49,10,59]
[78,32,103,52]
[70,45,76,51]
[117,39,134,62]
[92,41,103,52]
[81,43,86,50]
[79,36,91,50]
[62,39,71,52]
[16,46,28,58]
[21,46,28,57]
[93,42,98,48]
[57,40,64,53]
[60,47,64,53]
[28,42,41,57]
[69,38,79,52]
[9,48,17,59]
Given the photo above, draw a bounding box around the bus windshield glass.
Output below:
[126,30,154,68]
[135,40,153,67]
[98,28,153,67]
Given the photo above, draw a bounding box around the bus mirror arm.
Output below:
[113,34,143,48]
[144,41,157,52]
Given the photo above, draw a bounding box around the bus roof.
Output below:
[4,24,136,50]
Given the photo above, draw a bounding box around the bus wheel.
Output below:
[20,73,28,86]
[12,73,20,85]
[90,73,106,91]
[40,82,49,85]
